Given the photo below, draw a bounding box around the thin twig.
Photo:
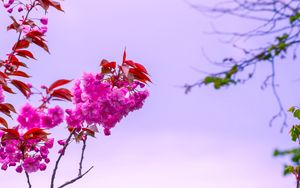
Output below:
[268,59,288,131]
[50,130,75,188]
[57,166,94,188]
[78,138,87,176]
[25,172,32,188]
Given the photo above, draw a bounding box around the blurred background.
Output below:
[0,0,299,187]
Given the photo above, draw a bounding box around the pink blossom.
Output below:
[23,157,40,173]
[66,72,149,136]
[17,103,41,130]
[7,8,13,13]
[40,26,48,34]
[17,6,23,12]
[48,106,64,126]
[4,3,10,8]
[40,17,48,25]
[16,165,23,173]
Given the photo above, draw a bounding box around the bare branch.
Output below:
[50,130,75,188]
[78,138,87,176]
[25,172,32,188]
[57,166,94,188]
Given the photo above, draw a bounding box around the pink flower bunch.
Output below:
[3,0,15,13]
[0,130,53,173]
[66,72,149,136]
[17,104,64,130]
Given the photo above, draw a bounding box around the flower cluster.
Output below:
[66,72,149,136]
[17,104,64,130]
[0,128,53,173]
[0,102,64,173]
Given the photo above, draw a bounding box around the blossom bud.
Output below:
[17,6,23,12]
[40,17,48,25]
[7,8,13,13]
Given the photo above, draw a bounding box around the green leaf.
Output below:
[204,77,215,85]
[284,165,294,176]
[290,125,300,142]
[288,106,296,113]
[290,12,300,24]
[294,109,300,120]
[273,149,280,157]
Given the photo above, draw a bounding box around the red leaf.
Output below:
[16,50,36,59]
[51,88,73,101]
[11,79,31,97]
[124,60,136,68]
[30,36,49,53]
[134,63,148,74]
[129,68,152,83]
[38,0,64,12]
[26,30,44,38]
[7,16,20,31]
[10,71,31,78]
[12,40,30,50]
[82,128,95,137]
[1,83,15,94]
[23,128,49,140]
[0,117,8,128]
[1,128,20,141]
[123,49,127,64]
[11,61,28,68]
[49,0,64,11]
[0,103,16,118]
[49,79,72,91]
[0,103,16,113]
[0,72,7,84]
[100,59,116,69]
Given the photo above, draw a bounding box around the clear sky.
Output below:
[0,0,299,187]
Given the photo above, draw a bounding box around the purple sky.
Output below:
[0,0,299,187]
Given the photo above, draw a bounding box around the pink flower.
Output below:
[39,163,47,171]
[40,17,48,25]
[17,103,41,130]
[45,138,54,148]
[40,115,53,129]
[48,106,64,126]
[23,157,40,173]
[40,26,48,34]
[21,25,30,33]
[17,6,23,12]
[16,165,23,173]
[7,8,13,13]
[4,3,10,8]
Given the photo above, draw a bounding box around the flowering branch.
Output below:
[0,2,151,188]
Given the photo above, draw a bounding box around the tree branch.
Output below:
[269,59,288,131]
[78,138,87,176]
[50,130,75,188]
[57,166,94,188]
[25,171,32,188]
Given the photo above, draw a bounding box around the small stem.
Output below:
[25,172,32,188]
[57,166,94,188]
[50,130,74,188]
[78,138,87,176]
